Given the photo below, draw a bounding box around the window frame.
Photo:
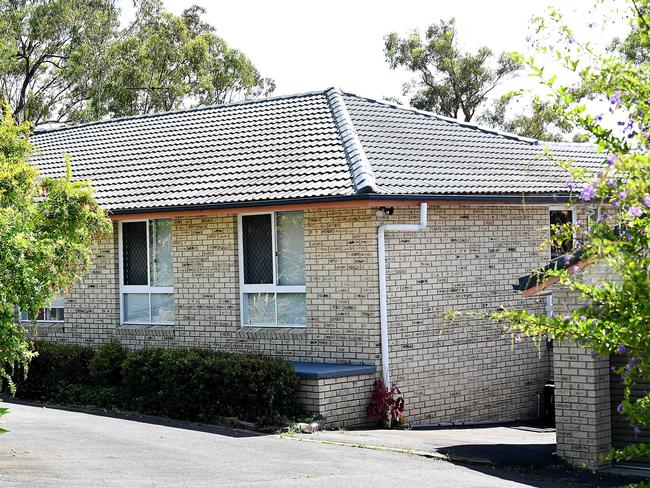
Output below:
[20,295,65,324]
[549,205,578,259]
[118,219,174,326]
[237,211,306,328]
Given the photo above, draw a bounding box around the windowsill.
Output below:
[237,325,308,335]
[19,321,64,328]
[116,323,175,338]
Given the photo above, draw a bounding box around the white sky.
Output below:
[120,0,629,106]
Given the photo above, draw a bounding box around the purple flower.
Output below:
[562,315,570,321]
[581,184,596,201]
[634,426,642,435]
[567,180,577,190]
[617,403,624,414]
[610,91,622,106]
[595,113,603,122]
[607,155,617,167]
[628,206,642,218]
[631,357,640,365]
[576,219,584,226]
[580,315,587,321]
[617,120,626,126]
[569,265,581,274]
[618,190,627,200]
[588,22,595,28]
[608,180,617,188]
[563,254,574,263]
[514,334,521,344]
[613,200,620,208]
[644,195,650,207]
[618,345,627,353]
[568,37,575,44]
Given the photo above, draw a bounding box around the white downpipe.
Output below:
[378,203,428,387]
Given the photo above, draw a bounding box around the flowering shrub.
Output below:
[367,380,405,428]
[495,0,650,463]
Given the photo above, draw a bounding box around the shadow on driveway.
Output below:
[3,397,261,439]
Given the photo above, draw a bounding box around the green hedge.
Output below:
[13,340,299,424]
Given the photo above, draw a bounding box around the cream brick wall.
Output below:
[44,204,553,427]
[295,374,376,428]
[550,261,613,468]
[382,205,550,425]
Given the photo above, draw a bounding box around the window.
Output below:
[20,295,64,322]
[119,219,174,325]
[238,211,306,327]
[549,206,576,259]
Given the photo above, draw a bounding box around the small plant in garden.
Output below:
[367,380,405,428]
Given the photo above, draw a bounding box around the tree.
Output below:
[384,18,520,122]
[494,0,650,462]
[0,0,120,125]
[0,0,274,125]
[478,90,575,141]
[0,104,110,396]
[90,1,274,119]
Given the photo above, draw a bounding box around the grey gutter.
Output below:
[107,193,573,215]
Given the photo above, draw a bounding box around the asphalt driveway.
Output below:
[0,402,601,487]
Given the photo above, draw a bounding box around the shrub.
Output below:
[13,340,299,425]
[15,341,94,401]
[90,340,128,387]
[367,379,404,428]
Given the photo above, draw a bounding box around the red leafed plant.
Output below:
[367,379,404,428]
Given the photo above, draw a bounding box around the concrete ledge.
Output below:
[291,361,376,379]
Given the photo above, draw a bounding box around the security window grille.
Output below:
[550,208,574,259]
[238,211,306,327]
[120,219,174,325]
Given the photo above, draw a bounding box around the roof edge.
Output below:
[107,192,573,216]
[325,87,379,194]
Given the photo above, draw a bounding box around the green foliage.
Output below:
[384,18,520,122]
[89,339,127,387]
[494,0,650,463]
[0,105,110,394]
[15,340,299,425]
[13,341,94,401]
[478,89,577,141]
[0,0,274,125]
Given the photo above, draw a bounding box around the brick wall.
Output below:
[550,260,613,468]
[383,205,550,425]
[295,374,376,428]
[41,203,553,427]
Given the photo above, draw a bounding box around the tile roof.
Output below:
[31,87,606,213]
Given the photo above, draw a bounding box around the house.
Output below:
[28,87,604,430]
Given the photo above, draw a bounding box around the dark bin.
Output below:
[543,380,555,427]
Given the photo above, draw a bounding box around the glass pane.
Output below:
[550,210,573,259]
[150,219,173,287]
[43,308,64,321]
[276,212,305,286]
[242,214,273,284]
[123,222,148,285]
[245,293,276,325]
[277,293,306,326]
[124,293,150,323]
[151,293,174,324]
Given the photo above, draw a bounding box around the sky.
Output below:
[120,0,628,105]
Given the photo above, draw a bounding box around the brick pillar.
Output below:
[554,342,612,468]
